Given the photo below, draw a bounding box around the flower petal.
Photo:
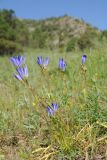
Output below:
[59,58,66,71]
[52,103,58,112]
[47,107,54,116]
[37,56,43,66]
[14,74,22,81]
[43,57,49,67]
[24,65,28,77]
[82,55,87,64]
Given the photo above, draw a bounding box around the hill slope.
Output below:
[0,9,105,54]
[22,15,102,50]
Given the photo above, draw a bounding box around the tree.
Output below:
[66,38,78,52]
[0,9,27,55]
[0,9,17,40]
[32,28,48,48]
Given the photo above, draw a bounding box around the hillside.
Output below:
[24,15,99,37]
[0,9,106,55]
[23,15,102,50]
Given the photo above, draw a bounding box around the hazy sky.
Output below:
[0,0,107,30]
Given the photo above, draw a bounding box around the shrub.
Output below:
[78,33,94,50]
[102,30,107,39]
[0,39,23,55]
[66,38,78,52]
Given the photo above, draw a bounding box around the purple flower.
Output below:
[14,65,28,81]
[51,103,58,112]
[82,55,87,64]
[37,56,49,68]
[10,55,25,67]
[14,74,22,81]
[47,107,54,116]
[37,56,43,66]
[43,57,49,68]
[59,58,66,71]
[47,103,58,116]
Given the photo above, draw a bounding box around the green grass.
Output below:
[0,48,107,160]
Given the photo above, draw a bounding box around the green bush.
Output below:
[78,33,94,50]
[102,30,107,39]
[66,38,78,52]
[0,39,23,55]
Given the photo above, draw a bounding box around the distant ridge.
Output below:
[0,9,105,55]
[22,15,101,50]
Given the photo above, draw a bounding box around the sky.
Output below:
[0,0,107,30]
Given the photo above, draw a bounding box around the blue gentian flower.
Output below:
[47,103,58,116]
[14,74,22,81]
[59,58,66,71]
[51,103,58,112]
[47,107,54,116]
[43,57,49,68]
[37,56,43,66]
[10,55,25,67]
[37,56,49,68]
[14,65,28,81]
[82,55,87,64]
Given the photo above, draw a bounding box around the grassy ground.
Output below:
[0,48,107,160]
